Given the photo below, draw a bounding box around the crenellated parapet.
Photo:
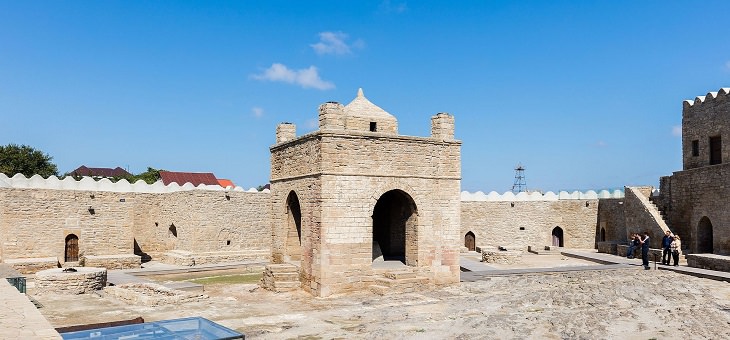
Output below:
[681,87,730,170]
[0,173,269,194]
[460,189,624,201]
[682,87,730,109]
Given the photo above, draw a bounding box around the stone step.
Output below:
[369,284,390,296]
[272,281,300,292]
[270,271,299,281]
[265,263,298,272]
[383,271,416,280]
[374,276,428,290]
[261,263,301,292]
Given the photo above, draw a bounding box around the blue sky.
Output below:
[1,1,729,192]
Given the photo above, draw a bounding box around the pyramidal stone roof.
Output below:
[344,88,395,119]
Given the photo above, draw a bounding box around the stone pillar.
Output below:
[276,123,296,144]
[431,112,455,140]
[318,102,345,131]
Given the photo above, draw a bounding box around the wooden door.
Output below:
[65,234,79,262]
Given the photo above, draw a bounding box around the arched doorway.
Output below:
[286,191,302,261]
[65,234,79,262]
[552,227,564,247]
[465,231,476,251]
[599,227,606,242]
[372,189,418,265]
[697,216,713,253]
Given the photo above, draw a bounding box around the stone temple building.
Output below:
[269,89,461,296]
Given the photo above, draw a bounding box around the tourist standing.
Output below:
[661,230,674,265]
[671,235,682,266]
[640,231,651,270]
[627,233,639,259]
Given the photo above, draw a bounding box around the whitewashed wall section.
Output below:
[0,173,269,194]
[460,189,624,201]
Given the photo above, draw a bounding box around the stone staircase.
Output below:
[369,270,429,296]
[260,263,300,292]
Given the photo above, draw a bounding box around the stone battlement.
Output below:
[0,173,269,194]
[682,87,730,109]
[460,189,624,201]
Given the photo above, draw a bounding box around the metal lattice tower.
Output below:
[511,163,526,193]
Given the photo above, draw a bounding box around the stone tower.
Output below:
[270,89,462,297]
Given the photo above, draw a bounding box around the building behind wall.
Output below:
[654,87,730,255]
[270,89,462,297]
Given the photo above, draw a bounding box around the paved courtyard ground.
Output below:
[33,254,730,339]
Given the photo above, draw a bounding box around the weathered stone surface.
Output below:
[686,253,730,271]
[35,267,106,295]
[0,279,61,339]
[461,200,598,251]
[105,282,205,306]
[482,250,523,264]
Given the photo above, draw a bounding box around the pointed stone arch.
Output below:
[552,226,564,247]
[372,189,418,266]
[465,231,476,251]
[285,190,303,261]
[697,216,713,253]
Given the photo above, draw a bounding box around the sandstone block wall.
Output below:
[0,186,273,266]
[0,188,134,263]
[658,163,730,254]
[132,190,271,257]
[682,88,730,170]
[460,200,598,251]
[623,187,669,249]
[597,198,626,243]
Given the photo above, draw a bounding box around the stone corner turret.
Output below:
[275,122,296,144]
[431,112,455,141]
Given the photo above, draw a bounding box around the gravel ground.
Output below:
[35,266,730,339]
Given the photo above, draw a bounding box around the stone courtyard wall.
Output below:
[460,199,598,250]
[0,187,134,263]
[0,174,272,266]
[132,190,271,258]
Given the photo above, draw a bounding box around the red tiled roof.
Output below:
[217,179,235,188]
[159,171,220,186]
[71,166,131,178]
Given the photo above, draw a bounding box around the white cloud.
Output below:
[379,0,407,13]
[251,63,335,90]
[252,107,264,118]
[311,32,364,56]
[672,125,682,137]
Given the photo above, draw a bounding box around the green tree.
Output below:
[0,144,58,178]
[130,167,162,184]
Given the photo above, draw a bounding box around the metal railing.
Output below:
[6,277,26,294]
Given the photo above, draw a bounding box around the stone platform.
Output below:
[34,267,106,295]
